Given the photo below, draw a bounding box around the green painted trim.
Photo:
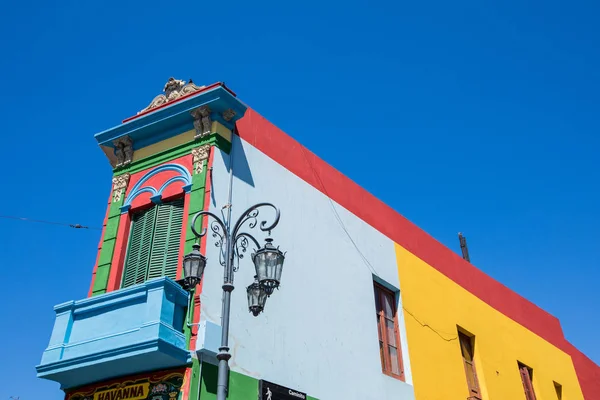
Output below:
[181,160,209,400]
[198,362,318,400]
[188,357,201,400]
[183,159,208,344]
[114,133,230,177]
[92,196,125,295]
[92,263,111,293]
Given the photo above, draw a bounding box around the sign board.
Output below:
[66,369,185,400]
[259,380,307,400]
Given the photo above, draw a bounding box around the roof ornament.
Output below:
[138,77,205,114]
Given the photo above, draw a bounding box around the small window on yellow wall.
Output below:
[518,362,537,400]
[458,329,482,400]
[121,198,184,288]
[553,382,562,400]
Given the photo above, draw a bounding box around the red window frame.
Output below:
[458,330,482,400]
[518,362,537,400]
[374,282,405,381]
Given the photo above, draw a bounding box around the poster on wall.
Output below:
[65,369,185,400]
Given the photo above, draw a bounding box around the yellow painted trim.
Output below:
[131,123,231,163]
[395,244,584,400]
[132,130,195,162]
[100,144,117,167]
[212,121,231,142]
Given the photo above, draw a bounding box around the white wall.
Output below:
[199,135,414,400]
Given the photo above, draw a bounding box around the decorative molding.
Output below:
[138,78,206,115]
[121,163,192,213]
[113,136,134,168]
[112,173,130,203]
[191,105,212,139]
[191,145,211,174]
[222,108,236,122]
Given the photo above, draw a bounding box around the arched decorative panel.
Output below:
[121,163,192,213]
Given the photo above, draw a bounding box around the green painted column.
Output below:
[183,155,210,400]
[92,193,125,296]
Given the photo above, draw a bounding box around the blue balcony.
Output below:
[36,277,192,389]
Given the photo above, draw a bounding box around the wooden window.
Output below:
[554,382,562,400]
[122,198,184,288]
[518,362,537,400]
[458,330,482,400]
[374,282,404,380]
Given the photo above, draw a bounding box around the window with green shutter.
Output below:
[121,198,184,288]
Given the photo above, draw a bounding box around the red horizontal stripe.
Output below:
[236,108,600,399]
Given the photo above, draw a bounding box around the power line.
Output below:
[298,145,460,343]
[299,146,380,277]
[0,214,102,230]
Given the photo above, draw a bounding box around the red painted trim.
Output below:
[88,190,113,297]
[106,212,132,292]
[176,191,191,280]
[563,341,600,400]
[236,108,600,397]
[121,82,237,123]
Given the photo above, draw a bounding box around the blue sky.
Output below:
[1,0,598,398]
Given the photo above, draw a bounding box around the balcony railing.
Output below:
[36,277,191,389]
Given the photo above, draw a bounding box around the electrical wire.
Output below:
[298,144,459,343]
[0,214,102,230]
[299,145,380,277]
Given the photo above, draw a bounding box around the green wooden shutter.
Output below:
[121,206,157,288]
[147,198,184,281]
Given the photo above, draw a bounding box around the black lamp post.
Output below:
[182,202,285,400]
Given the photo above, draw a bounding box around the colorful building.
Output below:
[37,78,600,400]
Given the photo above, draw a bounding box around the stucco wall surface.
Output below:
[198,136,414,400]
[395,244,584,400]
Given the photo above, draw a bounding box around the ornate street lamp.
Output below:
[252,238,286,296]
[246,275,268,316]
[187,202,285,400]
[182,243,207,289]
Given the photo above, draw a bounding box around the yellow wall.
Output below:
[395,244,583,400]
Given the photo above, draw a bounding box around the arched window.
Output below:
[121,198,184,288]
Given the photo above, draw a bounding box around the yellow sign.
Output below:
[93,383,150,400]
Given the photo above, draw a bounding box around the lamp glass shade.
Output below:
[252,238,285,296]
[247,276,268,316]
[182,243,207,286]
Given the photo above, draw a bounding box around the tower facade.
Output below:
[37,78,600,400]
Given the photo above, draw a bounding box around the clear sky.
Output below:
[0,0,598,398]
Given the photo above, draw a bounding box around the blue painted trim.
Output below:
[73,291,147,317]
[36,338,192,389]
[37,277,191,389]
[150,194,162,204]
[122,163,192,213]
[373,274,400,293]
[94,86,247,150]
